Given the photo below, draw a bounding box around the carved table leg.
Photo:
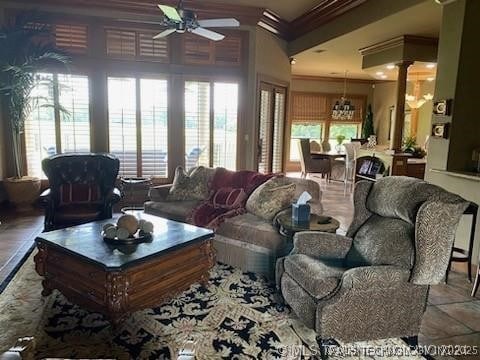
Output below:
[34,243,53,296]
[105,272,129,326]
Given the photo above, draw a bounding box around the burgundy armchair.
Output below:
[40,153,121,231]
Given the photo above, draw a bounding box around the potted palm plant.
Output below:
[0,13,69,210]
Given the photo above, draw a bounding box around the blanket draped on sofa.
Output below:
[189,168,274,229]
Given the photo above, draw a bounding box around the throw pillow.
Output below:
[167,166,210,201]
[212,187,247,210]
[246,177,296,221]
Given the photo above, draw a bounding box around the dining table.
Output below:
[310,150,347,181]
[311,150,347,159]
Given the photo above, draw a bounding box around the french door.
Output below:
[257,82,287,173]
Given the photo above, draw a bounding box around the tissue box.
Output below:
[292,203,311,225]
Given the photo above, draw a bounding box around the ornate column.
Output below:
[391,61,413,151]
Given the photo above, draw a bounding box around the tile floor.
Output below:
[0,178,479,359]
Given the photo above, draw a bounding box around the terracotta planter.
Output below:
[3,176,41,211]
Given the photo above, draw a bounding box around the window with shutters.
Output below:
[107,77,169,178]
[24,73,91,178]
[182,33,242,66]
[106,29,136,58]
[141,79,168,177]
[105,28,169,62]
[58,74,91,153]
[25,74,56,178]
[54,23,88,55]
[184,81,239,171]
[107,77,137,177]
[257,83,287,173]
[213,83,238,170]
[185,81,211,170]
[138,31,169,62]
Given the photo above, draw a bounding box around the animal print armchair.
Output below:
[276,176,469,352]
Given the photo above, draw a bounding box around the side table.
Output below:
[275,209,340,254]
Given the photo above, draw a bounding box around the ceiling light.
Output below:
[380,75,387,79]
[426,63,436,69]
[427,77,435,82]
[386,64,395,70]
[289,57,296,65]
[376,71,384,76]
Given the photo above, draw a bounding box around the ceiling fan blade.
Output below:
[197,18,240,28]
[190,27,225,41]
[153,28,176,39]
[158,4,182,22]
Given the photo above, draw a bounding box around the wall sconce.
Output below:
[289,57,297,65]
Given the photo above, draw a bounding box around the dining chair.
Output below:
[310,140,322,152]
[343,141,362,193]
[298,139,331,182]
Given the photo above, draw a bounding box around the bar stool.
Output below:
[446,202,478,285]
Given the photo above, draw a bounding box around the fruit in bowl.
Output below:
[102,215,154,240]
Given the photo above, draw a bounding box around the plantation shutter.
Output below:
[54,24,88,55]
[184,81,211,170]
[257,88,272,174]
[24,73,56,179]
[58,74,91,152]
[272,89,286,173]
[183,35,214,65]
[108,77,137,177]
[106,29,136,57]
[138,32,169,62]
[140,79,168,178]
[214,36,242,65]
[213,83,238,170]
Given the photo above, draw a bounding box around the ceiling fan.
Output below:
[145,1,240,41]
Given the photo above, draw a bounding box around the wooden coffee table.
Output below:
[34,213,214,325]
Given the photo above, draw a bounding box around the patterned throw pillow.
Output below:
[167,166,210,201]
[246,177,296,221]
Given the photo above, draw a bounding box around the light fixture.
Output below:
[380,74,388,79]
[427,77,435,82]
[405,92,434,109]
[331,70,355,121]
[376,71,384,76]
[426,63,436,69]
[289,57,296,65]
[386,64,395,70]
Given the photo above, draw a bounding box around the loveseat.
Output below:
[145,167,322,278]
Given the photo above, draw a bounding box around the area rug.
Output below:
[0,252,423,359]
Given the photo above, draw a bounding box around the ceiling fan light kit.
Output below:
[153,2,239,41]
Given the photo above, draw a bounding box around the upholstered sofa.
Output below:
[145,167,322,277]
[276,176,469,347]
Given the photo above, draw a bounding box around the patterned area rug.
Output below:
[0,252,423,359]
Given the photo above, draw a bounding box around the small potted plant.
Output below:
[335,134,346,152]
[0,13,69,210]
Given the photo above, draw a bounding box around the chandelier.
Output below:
[332,71,355,120]
[406,93,433,109]
[405,76,434,109]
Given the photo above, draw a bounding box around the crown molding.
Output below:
[289,0,368,40]
[359,35,439,56]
